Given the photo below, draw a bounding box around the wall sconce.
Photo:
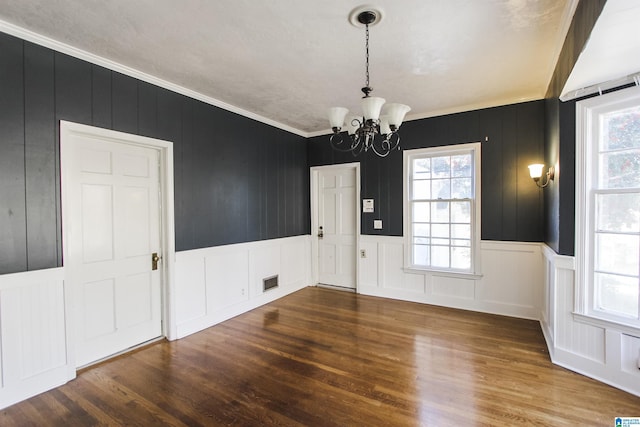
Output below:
[528,164,555,188]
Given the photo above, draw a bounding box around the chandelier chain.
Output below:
[365,23,370,89]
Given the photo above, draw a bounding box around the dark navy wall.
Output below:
[0,32,310,275]
[308,100,546,242]
[544,0,606,256]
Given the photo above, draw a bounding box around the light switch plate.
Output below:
[363,199,374,213]
[373,219,383,229]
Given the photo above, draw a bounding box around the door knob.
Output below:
[151,252,161,270]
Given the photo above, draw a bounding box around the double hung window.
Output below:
[404,143,481,274]
[577,86,640,326]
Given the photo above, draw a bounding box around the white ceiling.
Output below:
[0,0,575,136]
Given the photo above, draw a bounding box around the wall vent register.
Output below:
[263,275,279,292]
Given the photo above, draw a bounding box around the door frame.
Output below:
[310,163,361,290]
[60,121,177,371]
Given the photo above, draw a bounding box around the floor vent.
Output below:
[263,275,278,292]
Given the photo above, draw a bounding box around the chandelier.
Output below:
[327,7,411,157]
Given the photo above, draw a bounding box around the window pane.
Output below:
[451,178,472,199]
[413,202,430,222]
[413,180,431,199]
[432,156,450,178]
[432,224,449,238]
[596,193,640,232]
[595,233,639,276]
[432,238,450,246]
[451,201,470,223]
[601,105,640,151]
[451,154,472,177]
[432,246,449,268]
[413,244,429,266]
[431,202,449,222]
[452,224,470,239]
[595,273,639,318]
[452,239,471,247]
[413,223,430,237]
[599,149,640,189]
[414,237,430,245]
[451,247,471,270]
[413,158,431,179]
[432,179,451,199]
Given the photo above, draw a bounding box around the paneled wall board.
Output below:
[174,235,312,339]
[542,246,640,397]
[358,236,543,320]
[621,334,640,376]
[174,253,207,324]
[543,0,607,256]
[0,268,73,410]
[205,250,249,312]
[0,31,310,276]
[308,100,545,242]
[0,33,27,274]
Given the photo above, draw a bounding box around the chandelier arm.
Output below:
[370,142,392,157]
[351,142,365,157]
[329,133,359,152]
[387,132,401,151]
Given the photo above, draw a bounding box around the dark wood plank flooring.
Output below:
[2,287,639,426]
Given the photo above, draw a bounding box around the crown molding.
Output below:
[0,19,310,138]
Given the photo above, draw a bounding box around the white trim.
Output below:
[59,121,178,368]
[573,312,640,338]
[575,86,640,326]
[309,96,551,140]
[0,19,308,138]
[310,163,361,290]
[402,267,483,280]
[403,142,482,275]
[541,243,576,270]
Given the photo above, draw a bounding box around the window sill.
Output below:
[572,312,640,337]
[403,267,483,280]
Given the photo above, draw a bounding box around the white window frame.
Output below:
[576,85,640,329]
[403,142,482,276]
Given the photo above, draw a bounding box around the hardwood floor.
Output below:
[2,287,639,426]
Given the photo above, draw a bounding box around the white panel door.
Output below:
[318,168,356,288]
[64,132,162,367]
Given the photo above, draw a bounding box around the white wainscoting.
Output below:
[0,268,75,410]
[541,245,640,397]
[358,236,542,320]
[175,235,312,338]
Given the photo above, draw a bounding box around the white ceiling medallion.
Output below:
[348,5,384,27]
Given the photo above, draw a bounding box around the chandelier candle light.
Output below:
[328,7,411,157]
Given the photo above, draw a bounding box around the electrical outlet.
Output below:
[360,249,366,258]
